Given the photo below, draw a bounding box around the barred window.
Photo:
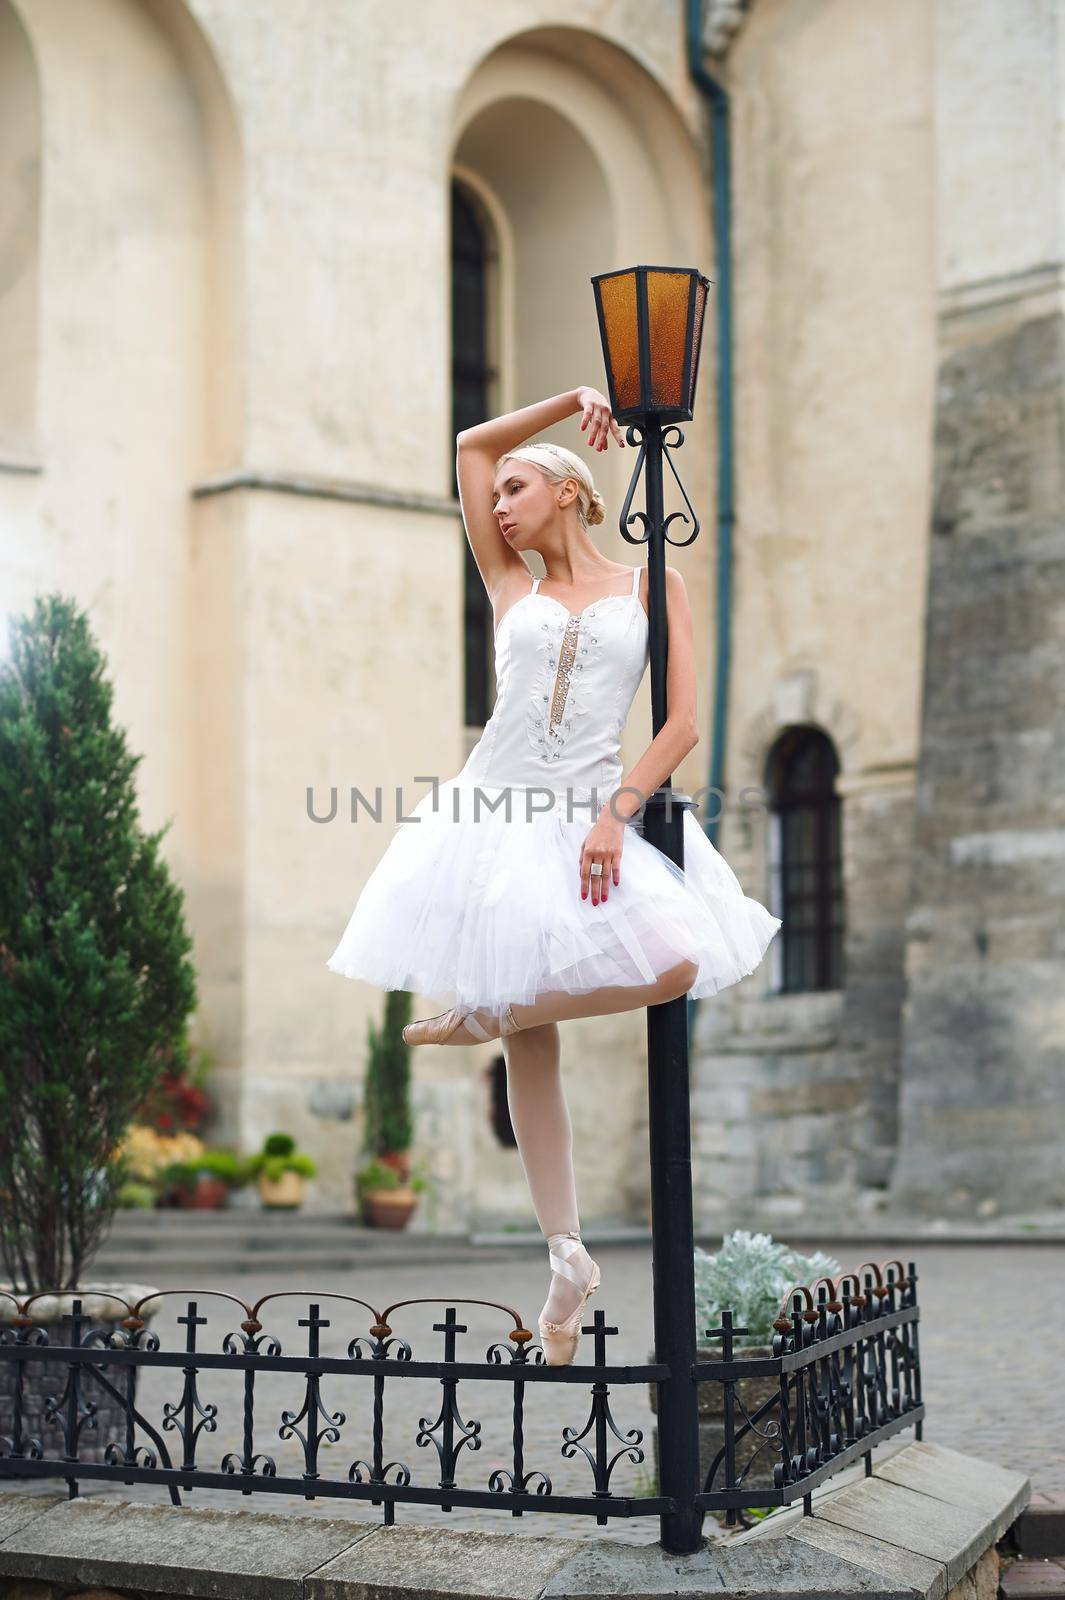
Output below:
[766,727,843,992]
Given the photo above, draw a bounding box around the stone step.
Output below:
[1001,1558,1065,1598]
[89,1233,519,1279]
[1016,1498,1065,1559]
[79,1215,645,1282]
[103,1210,1065,1245]
[103,1224,420,1247]
[104,1209,412,1233]
[89,1249,510,1278]
[101,1213,470,1251]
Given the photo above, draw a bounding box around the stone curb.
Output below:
[0,1439,1029,1600]
[469,1216,1065,1247]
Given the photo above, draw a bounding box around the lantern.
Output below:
[591,265,711,424]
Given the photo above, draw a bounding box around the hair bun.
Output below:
[586,489,606,527]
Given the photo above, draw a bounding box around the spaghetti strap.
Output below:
[530,573,541,594]
[631,565,641,597]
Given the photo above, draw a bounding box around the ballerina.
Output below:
[326,383,781,1363]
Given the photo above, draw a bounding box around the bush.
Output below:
[115,1126,206,1186]
[262,1133,295,1159]
[162,1148,243,1190]
[363,992,413,1158]
[355,1157,428,1198]
[135,1042,214,1134]
[195,1148,243,1183]
[693,1229,843,1348]
[245,1133,317,1184]
[356,1158,400,1194]
[0,594,198,1290]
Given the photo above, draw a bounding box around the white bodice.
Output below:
[455,565,650,807]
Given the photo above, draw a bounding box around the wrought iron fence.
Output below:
[696,1259,924,1518]
[0,1259,922,1530]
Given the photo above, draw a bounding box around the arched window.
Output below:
[765,727,843,992]
[450,179,499,729]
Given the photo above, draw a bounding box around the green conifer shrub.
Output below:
[363,990,413,1158]
[0,594,198,1291]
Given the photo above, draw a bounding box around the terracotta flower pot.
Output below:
[178,1173,229,1210]
[257,1170,304,1210]
[361,1186,419,1229]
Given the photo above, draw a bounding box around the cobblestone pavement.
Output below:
[2,1239,1058,1543]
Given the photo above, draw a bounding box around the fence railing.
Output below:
[0,1259,923,1529]
[696,1260,924,1518]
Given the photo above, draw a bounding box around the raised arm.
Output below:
[455,387,623,608]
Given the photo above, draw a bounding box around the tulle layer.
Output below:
[325,781,781,1009]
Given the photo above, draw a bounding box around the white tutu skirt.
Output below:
[326,780,781,1009]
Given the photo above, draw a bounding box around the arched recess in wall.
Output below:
[0,0,41,464]
[448,27,711,732]
[13,0,243,481]
[2,0,244,850]
[140,0,245,470]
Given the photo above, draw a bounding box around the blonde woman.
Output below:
[327,385,780,1363]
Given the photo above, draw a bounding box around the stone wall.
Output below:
[893,310,1065,1214]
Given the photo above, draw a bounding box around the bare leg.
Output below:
[502,1023,597,1326]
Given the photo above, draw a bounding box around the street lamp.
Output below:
[592,264,710,423]
[592,263,712,1555]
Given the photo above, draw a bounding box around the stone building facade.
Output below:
[1,0,1061,1229]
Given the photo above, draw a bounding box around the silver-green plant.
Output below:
[694,1229,842,1350]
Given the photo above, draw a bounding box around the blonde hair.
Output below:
[496,443,606,532]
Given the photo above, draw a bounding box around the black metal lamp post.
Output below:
[592,264,711,1554]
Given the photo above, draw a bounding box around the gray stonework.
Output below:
[686,297,1065,1231]
[836,775,918,1193]
[892,310,1065,1216]
[688,768,914,1224]
[0,1440,1028,1600]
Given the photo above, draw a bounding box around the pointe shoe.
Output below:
[538,1233,601,1367]
[402,1006,498,1047]
[402,1002,527,1048]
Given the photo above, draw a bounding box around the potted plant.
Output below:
[246,1133,317,1210]
[114,1125,207,1208]
[356,991,426,1228]
[161,1147,244,1210]
[355,1156,428,1229]
[0,594,197,1457]
[648,1230,842,1509]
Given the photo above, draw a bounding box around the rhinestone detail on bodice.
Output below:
[549,616,581,734]
[457,567,648,794]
